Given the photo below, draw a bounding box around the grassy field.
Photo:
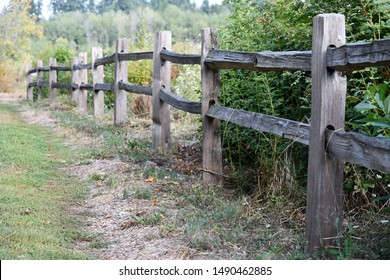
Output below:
[0,104,92,259]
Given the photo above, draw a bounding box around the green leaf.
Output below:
[375,92,385,111]
[354,102,377,112]
[384,95,390,115]
[366,121,390,128]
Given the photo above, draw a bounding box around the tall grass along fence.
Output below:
[26,14,390,255]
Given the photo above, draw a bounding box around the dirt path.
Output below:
[0,94,197,259]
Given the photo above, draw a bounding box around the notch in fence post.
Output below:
[114,38,129,125]
[92,47,104,118]
[306,14,347,255]
[49,58,57,106]
[78,52,88,115]
[26,64,33,101]
[71,57,80,104]
[37,60,43,101]
[152,31,172,152]
[201,28,222,185]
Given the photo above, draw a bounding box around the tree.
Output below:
[50,0,86,14]
[0,0,43,60]
[28,0,43,20]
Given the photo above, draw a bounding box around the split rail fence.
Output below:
[26,14,390,255]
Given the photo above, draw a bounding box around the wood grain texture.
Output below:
[94,53,115,67]
[52,82,73,89]
[327,38,390,71]
[201,28,223,185]
[118,81,152,96]
[159,88,202,114]
[78,52,88,115]
[71,57,80,103]
[114,38,129,125]
[94,83,113,91]
[206,105,310,145]
[49,58,57,106]
[37,60,43,101]
[152,31,172,151]
[326,129,390,173]
[50,66,72,71]
[205,49,311,71]
[92,47,104,118]
[306,14,347,255]
[118,51,153,61]
[160,49,201,64]
[26,64,33,101]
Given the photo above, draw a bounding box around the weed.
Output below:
[132,186,153,200]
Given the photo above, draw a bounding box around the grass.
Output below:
[0,104,92,259]
[17,99,389,260]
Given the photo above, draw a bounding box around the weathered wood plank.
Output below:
[326,129,390,173]
[92,47,105,118]
[50,66,72,71]
[95,83,113,91]
[78,52,88,115]
[152,31,172,151]
[114,39,129,125]
[160,49,201,64]
[38,81,50,87]
[79,84,93,91]
[49,58,57,106]
[205,49,312,71]
[206,105,310,145]
[327,38,390,71]
[28,82,38,88]
[74,63,92,70]
[71,57,80,102]
[118,51,153,61]
[37,60,43,101]
[26,64,33,101]
[159,88,202,114]
[118,81,152,96]
[52,82,73,89]
[306,14,347,255]
[94,53,116,67]
[202,28,223,185]
[37,67,49,72]
[27,68,38,75]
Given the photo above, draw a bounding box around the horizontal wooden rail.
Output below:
[118,81,152,95]
[37,67,49,72]
[326,129,390,173]
[118,51,153,61]
[50,65,72,71]
[38,81,50,87]
[52,82,74,89]
[79,84,93,91]
[28,82,38,88]
[94,53,115,67]
[27,68,38,75]
[95,83,113,91]
[206,105,310,145]
[160,49,201,64]
[74,63,92,70]
[327,38,390,71]
[205,50,312,71]
[159,88,202,114]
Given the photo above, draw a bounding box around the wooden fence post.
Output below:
[152,31,172,151]
[306,14,347,255]
[49,58,57,106]
[26,64,33,101]
[37,60,43,101]
[201,28,222,185]
[92,47,104,118]
[71,57,80,104]
[78,52,88,115]
[114,38,129,125]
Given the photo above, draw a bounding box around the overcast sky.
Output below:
[0,0,224,19]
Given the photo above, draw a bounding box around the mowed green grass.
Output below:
[0,104,91,259]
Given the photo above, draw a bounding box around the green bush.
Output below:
[220,0,389,199]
